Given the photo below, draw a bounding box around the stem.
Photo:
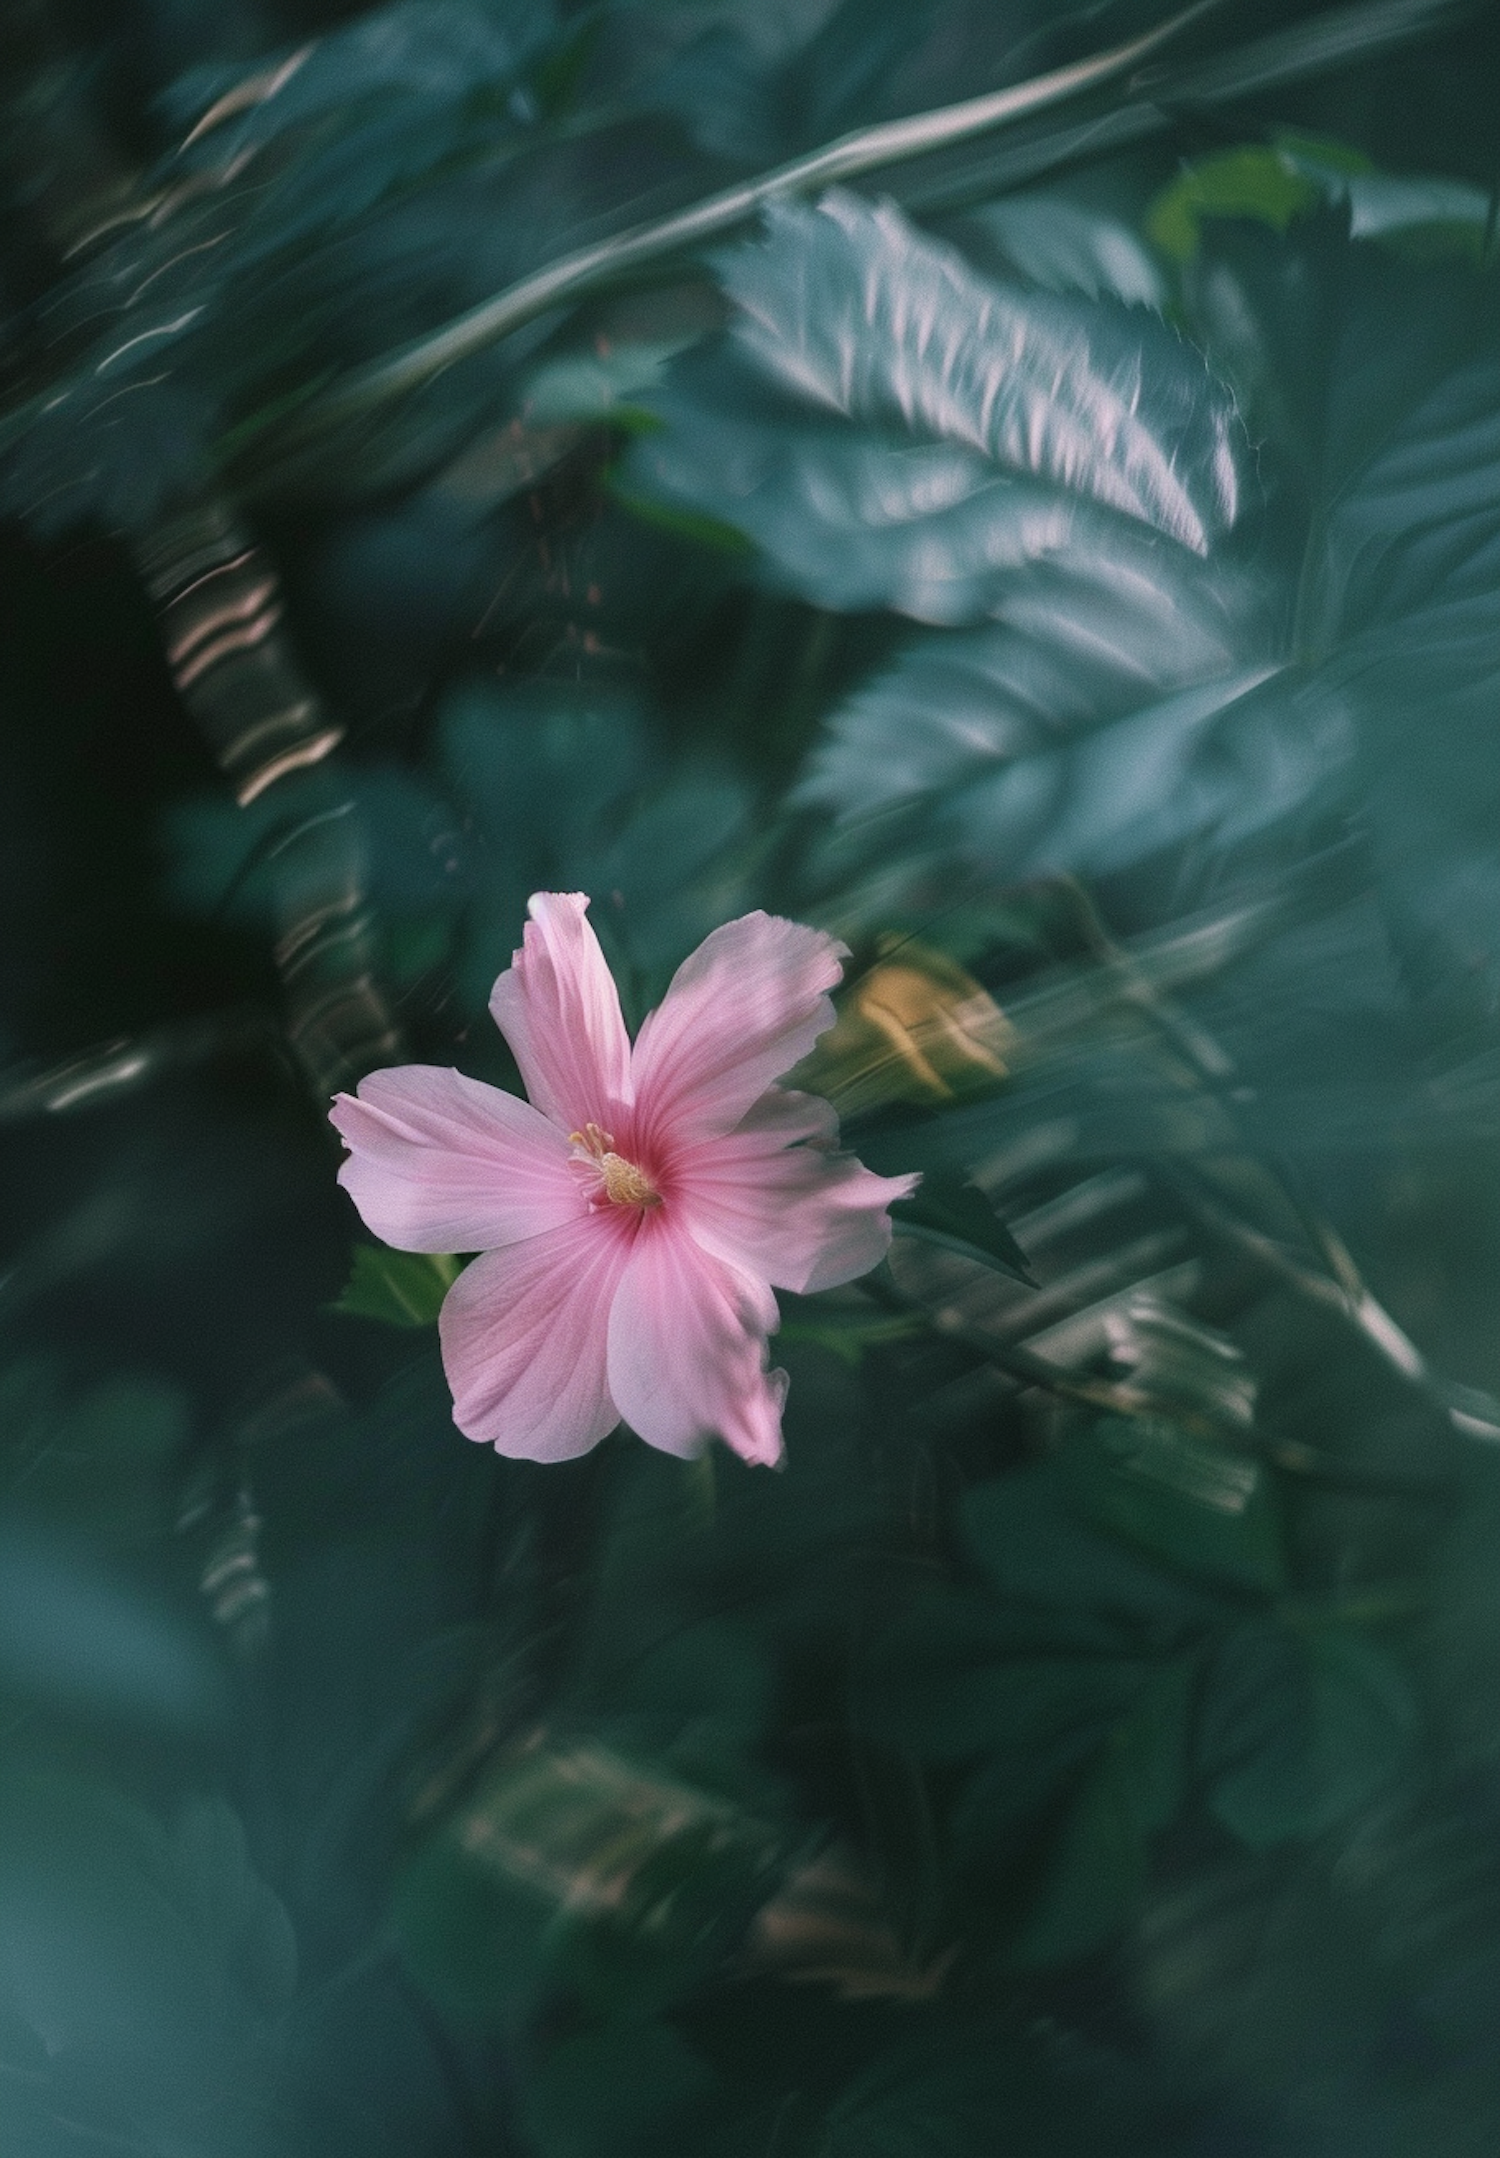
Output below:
[864,1265,1169,1424]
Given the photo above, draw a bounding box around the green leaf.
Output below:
[798,633,1298,890]
[1279,135,1491,258]
[865,1584,1146,1771]
[0,1767,295,2135]
[891,1171,1035,1285]
[0,1520,226,1733]
[960,1464,1219,1654]
[625,191,1242,624]
[1133,1849,1388,2100]
[1009,1654,1200,1967]
[1328,364,1500,1030]
[1149,133,1492,267]
[434,685,756,1005]
[1061,1415,1286,1597]
[803,199,1500,1049]
[1201,1619,1419,1847]
[1147,146,1322,261]
[1332,1773,1500,2049]
[331,1245,462,1327]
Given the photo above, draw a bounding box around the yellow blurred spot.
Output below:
[802,937,1016,1114]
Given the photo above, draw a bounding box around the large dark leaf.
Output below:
[0,1769,294,2158]
[1009,1652,1199,1967]
[1199,1619,1419,1846]
[1060,1413,1286,1599]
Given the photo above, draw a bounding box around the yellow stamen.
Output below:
[568,1121,662,1209]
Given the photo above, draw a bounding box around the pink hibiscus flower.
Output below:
[329,893,916,1466]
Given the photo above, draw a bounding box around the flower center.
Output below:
[568,1121,662,1210]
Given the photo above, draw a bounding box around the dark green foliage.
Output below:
[3,3,1500,2155]
[1200,1619,1417,1846]
[393,1734,792,2019]
[166,684,756,1016]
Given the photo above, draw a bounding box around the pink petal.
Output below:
[439,1213,634,1457]
[631,912,845,1149]
[331,1066,582,1252]
[488,893,633,1133]
[606,1220,787,1467]
[674,1087,919,1294]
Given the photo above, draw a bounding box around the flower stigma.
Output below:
[568,1121,662,1210]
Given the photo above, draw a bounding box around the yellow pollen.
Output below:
[568,1121,661,1209]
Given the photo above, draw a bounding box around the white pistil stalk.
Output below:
[568,1122,662,1210]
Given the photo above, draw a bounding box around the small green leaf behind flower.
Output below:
[331,1245,463,1328]
[890,1171,1036,1287]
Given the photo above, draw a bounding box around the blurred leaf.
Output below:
[957,192,1168,307]
[1201,1620,1419,1847]
[960,1458,1224,1645]
[721,192,1242,552]
[744,1843,952,2001]
[776,1300,925,1364]
[332,1244,462,1327]
[625,190,1244,621]
[1011,1654,1199,1966]
[1132,1849,1390,2106]
[800,206,1500,1047]
[587,1615,775,1786]
[0,1526,225,1733]
[436,685,757,1004]
[5,0,737,531]
[797,631,1314,892]
[821,2017,1173,2158]
[0,1768,293,2154]
[165,686,757,1014]
[1326,366,1500,1029]
[519,337,695,427]
[1102,1293,1258,1433]
[1172,213,1500,1031]
[1061,1416,1285,1598]
[866,1584,1145,1770]
[1333,1773,1500,2047]
[393,1734,789,2021]
[0,1361,188,1546]
[161,1796,299,2018]
[162,2,556,177]
[822,2013,1184,2158]
[605,481,760,555]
